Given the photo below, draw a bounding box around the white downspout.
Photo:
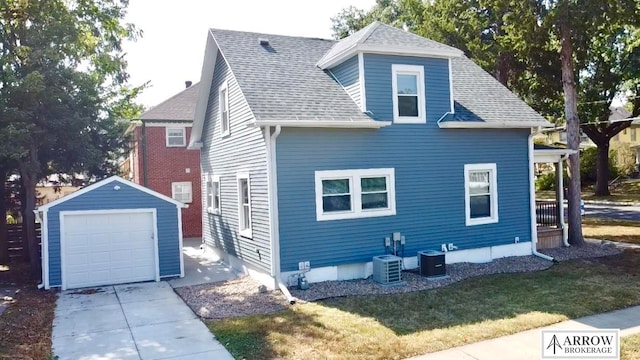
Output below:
[558,154,571,247]
[529,132,555,261]
[265,125,295,304]
[33,210,45,289]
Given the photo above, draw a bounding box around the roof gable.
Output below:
[317,22,463,69]
[140,83,200,121]
[37,176,185,211]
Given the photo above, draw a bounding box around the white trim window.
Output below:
[219,81,230,137]
[171,181,193,204]
[237,173,252,238]
[206,175,221,214]
[391,64,426,124]
[166,128,186,147]
[315,168,396,221]
[464,163,498,226]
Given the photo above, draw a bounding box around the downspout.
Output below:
[265,126,295,304]
[141,120,148,186]
[529,130,555,262]
[559,154,571,247]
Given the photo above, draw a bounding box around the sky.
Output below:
[123,0,376,108]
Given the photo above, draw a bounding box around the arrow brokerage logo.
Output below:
[541,329,620,359]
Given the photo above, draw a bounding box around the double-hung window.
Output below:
[315,168,396,221]
[219,81,230,137]
[237,173,252,238]
[171,181,192,204]
[392,64,426,124]
[206,175,221,214]
[464,163,498,226]
[166,128,186,147]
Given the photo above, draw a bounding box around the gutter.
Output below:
[559,153,571,247]
[528,130,555,262]
[265,125,296,304]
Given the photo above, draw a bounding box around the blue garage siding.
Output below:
[329,55,361,109]
[46,180,181,287]
[363,54,450,122]
[276,126,532,272]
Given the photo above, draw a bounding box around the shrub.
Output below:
[611,143,637,177]
[580,147,618,184]
[536,172,556,191]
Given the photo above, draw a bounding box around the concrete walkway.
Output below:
[168,237,238,288]
[408,305,640,360]
[52,282,234,360]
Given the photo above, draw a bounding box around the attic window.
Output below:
[391,64,426,124]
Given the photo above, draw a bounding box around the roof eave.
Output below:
[438,121,552,129]
[248,120,391,129]
[189,30,218,148]
[317,44,463,70]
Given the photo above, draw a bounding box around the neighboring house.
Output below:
[36,176,185,290]
[125,83,202,238]
[189,22,552,289]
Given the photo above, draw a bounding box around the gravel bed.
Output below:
[175,276,289,319]
[177,242,622,318]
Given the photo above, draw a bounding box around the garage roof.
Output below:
[37,176,186,211]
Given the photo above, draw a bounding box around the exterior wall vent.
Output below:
[372,255,402,285]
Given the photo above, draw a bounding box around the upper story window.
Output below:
[464,163,498,226]
[166,128,186,147]
[219,81,230,137]
[392,64,426,124]
[314,168,396,221]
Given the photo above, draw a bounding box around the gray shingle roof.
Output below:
[140,83,200,121]
[446,56,550,127]
[208,28,548,128]
[211,29,374,124]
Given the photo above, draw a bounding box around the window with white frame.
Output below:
[172,181,192,203]
[314,168,396,221]
[237,173,252,237]
[392,64,426,124]
[219,81,230,137]
[206,175,221,214]
[166,128,186,147]
[464,164,498,226]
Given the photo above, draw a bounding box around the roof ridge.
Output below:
[358,21,382,44]
[139,82,199,119]
[209,27,335,43]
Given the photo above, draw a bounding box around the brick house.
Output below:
[123,82,202,237]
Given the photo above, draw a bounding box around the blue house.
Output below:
[36,176,185,290]
[189,22,552,289]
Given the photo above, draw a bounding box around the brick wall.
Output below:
[132,125,202,238]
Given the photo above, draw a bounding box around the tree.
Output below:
[0,0,141,277]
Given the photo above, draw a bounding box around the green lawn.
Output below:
[582,217,640,245]
[208,251,640,360]
[537,179,640,203]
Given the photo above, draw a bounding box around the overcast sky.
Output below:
[123,0,376,108]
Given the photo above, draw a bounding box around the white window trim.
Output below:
[219,81,230,138]
[237,173,252,238]
[165,127,186,147]
[171,181,193,204]
[314,168,396,221]
[207,175,221,215]
[391,64,426,124]
[464,163,499,226]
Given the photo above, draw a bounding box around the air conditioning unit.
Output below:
[372,255,402,285]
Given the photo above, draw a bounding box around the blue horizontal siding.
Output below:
[276,126,532,272]
[46,180,181,287]
[329,55,361,109]
[363,54,450,123]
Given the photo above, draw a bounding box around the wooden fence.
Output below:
[6,223,41,260]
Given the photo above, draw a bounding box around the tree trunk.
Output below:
[18,144,41,280]
[594,142,611,196]
[18,179,30,262]
[0,167,8,264]
[559,14,584,246]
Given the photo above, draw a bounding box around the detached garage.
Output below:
[36,176,186,290]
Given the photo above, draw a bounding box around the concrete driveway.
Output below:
[52,282,234,360]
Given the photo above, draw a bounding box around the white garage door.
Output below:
[62,211,156,289]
